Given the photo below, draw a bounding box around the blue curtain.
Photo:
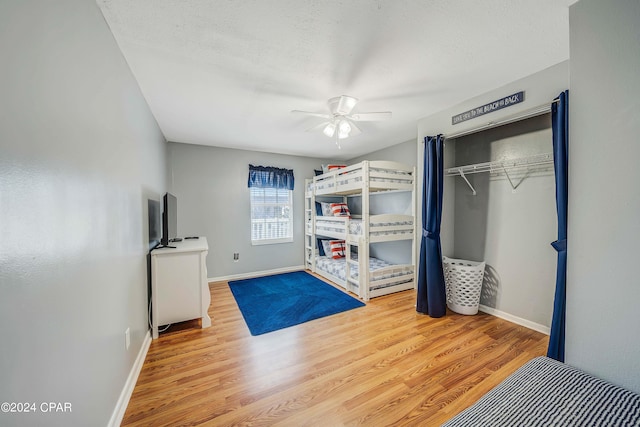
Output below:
[547,90,569,362]
[417,135,446,317]
[248,165,294,190]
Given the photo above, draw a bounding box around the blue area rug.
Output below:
[228,271,365,336]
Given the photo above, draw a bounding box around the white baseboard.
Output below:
[108,330,152,427]
[208,264,306,283]
[478,304,550,335]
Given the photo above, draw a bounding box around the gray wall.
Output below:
[167,143,324,279]
[452,115,556,328]
[0,1,167,426]
[566,0,640,392]
[417,62,568,327]
[348,139,417,165]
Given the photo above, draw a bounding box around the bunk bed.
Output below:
[304,161,416,301]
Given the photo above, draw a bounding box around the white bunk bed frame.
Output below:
[304,160,417,301]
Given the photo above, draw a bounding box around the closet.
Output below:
[444,114,557,329]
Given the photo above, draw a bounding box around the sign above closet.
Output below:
[452,91,525,125]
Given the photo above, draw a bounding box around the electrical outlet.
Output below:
[233,253,239,261]
[125,328,130,350]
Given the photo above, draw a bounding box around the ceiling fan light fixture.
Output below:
[323,122,336,138]
[338,119,351,139]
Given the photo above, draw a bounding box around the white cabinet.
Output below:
[151,237,211,339]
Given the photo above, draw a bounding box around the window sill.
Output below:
[251,238,293,246]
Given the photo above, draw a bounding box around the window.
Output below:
[250,187,293,244]
[248,164,294,245]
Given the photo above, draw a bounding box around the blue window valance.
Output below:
[248,165,295,190]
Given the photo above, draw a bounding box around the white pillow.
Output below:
[320,202,333,216]
[321,240,332,257]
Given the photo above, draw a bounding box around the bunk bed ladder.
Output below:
[360,161,371,301]
[341,192,352,293]
[304,178,316,272]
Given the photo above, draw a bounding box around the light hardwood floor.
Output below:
[123,276,548,426]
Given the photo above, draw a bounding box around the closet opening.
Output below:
[443,113,556,332]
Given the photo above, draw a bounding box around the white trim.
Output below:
[209,264,306,283]
[250,237,294,246]
[108,330,152,427]
[479,304,550,335]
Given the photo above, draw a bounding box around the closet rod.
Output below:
[445,152,554,176]
[445,152,554,177]
[445,152,554,195]
[443,99,558,140]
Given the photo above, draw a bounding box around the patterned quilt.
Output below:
[315,219,413,237]
[315,255,413,290]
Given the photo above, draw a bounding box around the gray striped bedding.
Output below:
[315,218,413,237]
[443,356,640,426]
[314,255,413,289]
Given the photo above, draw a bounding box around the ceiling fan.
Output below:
[292,95,392,148]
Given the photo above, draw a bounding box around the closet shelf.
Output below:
[446,152,553,195]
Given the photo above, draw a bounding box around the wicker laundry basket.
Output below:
[442,256,486,315]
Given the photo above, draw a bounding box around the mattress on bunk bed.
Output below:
[315,218,413,237]
[315,255,413,290]
[308,167,412,192]
[314,218,345,235]
[347,219,413,236]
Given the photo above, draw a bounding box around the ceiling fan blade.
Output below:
[328,95,358,115]
[306,121,331,132]
[348,120,362,137]
[348,111,392,121]
[291,110,331,119]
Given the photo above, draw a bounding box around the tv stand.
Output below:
[151,237,210,339]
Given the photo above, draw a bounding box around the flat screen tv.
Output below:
[148,198,161,250]
[161,192,178,246]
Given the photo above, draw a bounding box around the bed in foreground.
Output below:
[443,356,640,426]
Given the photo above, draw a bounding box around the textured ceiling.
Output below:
[97,0,573,160]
